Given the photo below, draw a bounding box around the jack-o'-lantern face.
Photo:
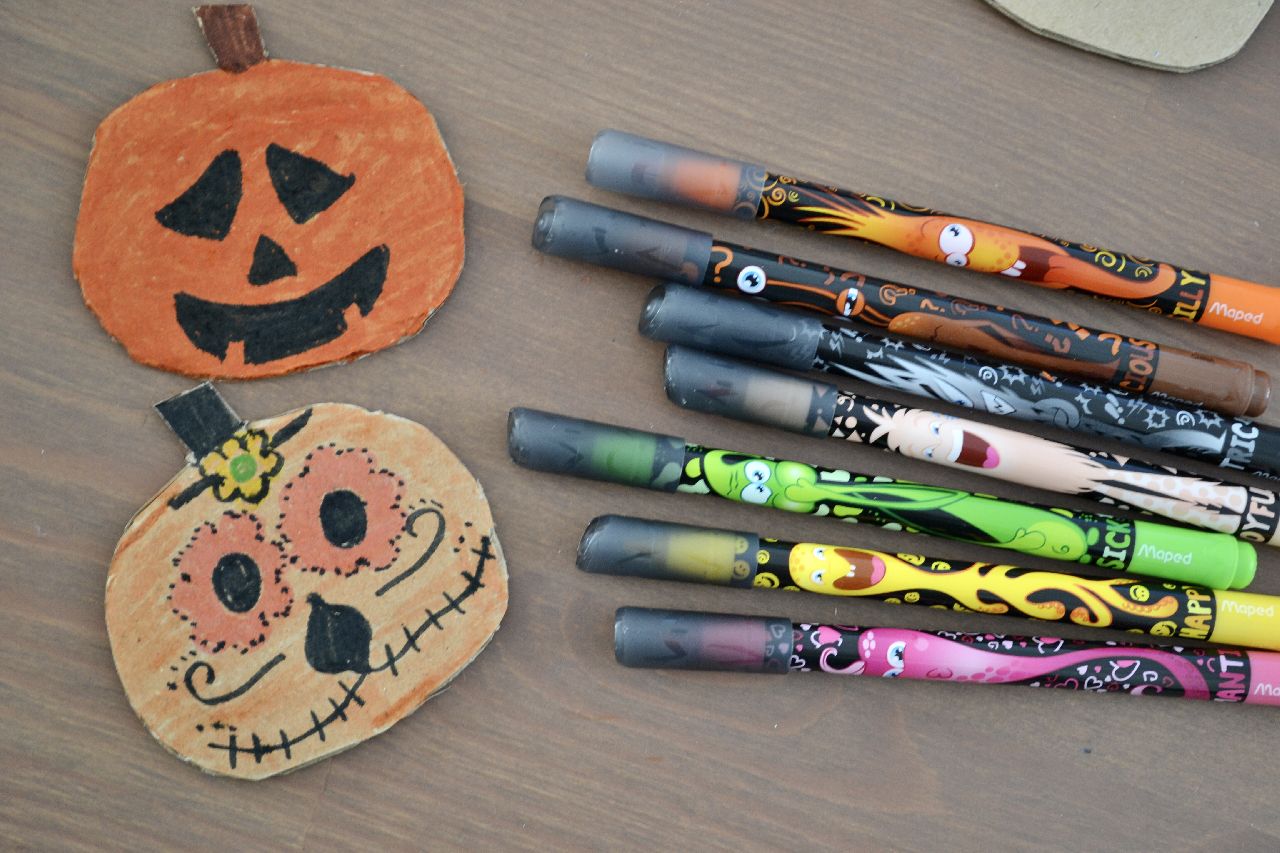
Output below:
[74,56,464,378]
[106,391,506,779]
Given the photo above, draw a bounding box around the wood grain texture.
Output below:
[1,0,1278,848]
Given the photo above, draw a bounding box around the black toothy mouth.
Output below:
[174,245,389,364]
[201,534,494,770]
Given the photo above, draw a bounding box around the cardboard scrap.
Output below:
[986,0,1273,72]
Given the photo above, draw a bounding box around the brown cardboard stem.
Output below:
[194,5,267,72]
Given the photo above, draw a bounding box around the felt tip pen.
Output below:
[613,607,1280,708]
[641,283,1280,482]
[581,515,1280,650]
[532,195,1269,417]
[585,129,1280,345]
[506,407,1256,588]
[662,345,1280,547]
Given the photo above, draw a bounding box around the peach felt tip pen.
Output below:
[586,130,1280,344]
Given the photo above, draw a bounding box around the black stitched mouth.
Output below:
[204,535,494,770]
[174,245,389,365]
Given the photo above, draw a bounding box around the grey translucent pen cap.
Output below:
[664,345,837,437]
[532,196,713,285]
[507,408,686,491]
[587,130,766,219]
[578,515,759,587]
[614,607,791,672]
[639,283,825,371]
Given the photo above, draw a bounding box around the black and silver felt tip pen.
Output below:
[639,283,1280,482]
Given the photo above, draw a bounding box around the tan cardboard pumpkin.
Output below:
[106,385,507,779]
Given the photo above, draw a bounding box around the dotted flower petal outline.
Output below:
[276,444,406,577]
[170,511,294,653]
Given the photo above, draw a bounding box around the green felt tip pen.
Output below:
[507,408,1256,589]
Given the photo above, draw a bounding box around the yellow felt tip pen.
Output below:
[579,515,1280,651]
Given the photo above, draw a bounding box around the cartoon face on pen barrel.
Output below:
[853,630,1216,698]
[789,544,886,593]
[853,629,1052,681]
[853,629,1031,680]
[696,450,1089,562]
[863,407,1001,470]
[698,454,819,512]
[105,404,507,779]
[926,220,1027,277]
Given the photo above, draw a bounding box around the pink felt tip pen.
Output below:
[614,607,1280,708]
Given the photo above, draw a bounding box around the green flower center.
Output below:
[229,453,258,483]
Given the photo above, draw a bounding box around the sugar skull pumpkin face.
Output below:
[73,10,464,378]
[106,392,506,779]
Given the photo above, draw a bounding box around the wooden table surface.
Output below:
[4,1,1280,849]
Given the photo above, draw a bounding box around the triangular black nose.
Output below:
[248,235,297,286]
[304,593,372,674]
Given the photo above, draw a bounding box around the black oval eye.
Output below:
[319,489,368,548]
[266,143,354,224]
[212,552,262,613]
[155,150,243,240]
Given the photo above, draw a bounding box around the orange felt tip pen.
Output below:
[586,130,1280,344]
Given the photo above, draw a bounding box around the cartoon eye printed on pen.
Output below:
[884,640,907,677]
[740,459,773,504]
[736,265,767,294]
[836,287,862,317]
[807,546,827,586]
[921,419,944,459]
[938,222,975,268]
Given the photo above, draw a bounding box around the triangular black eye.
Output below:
[155,150,242,240]
[266,143,355,224]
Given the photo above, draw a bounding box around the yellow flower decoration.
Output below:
[198,428,283,504]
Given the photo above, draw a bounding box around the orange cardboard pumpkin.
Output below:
[74,6,464,378]
[106,385,507,779]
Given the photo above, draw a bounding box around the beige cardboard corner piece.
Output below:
[106,386,508,779]
[986,0,1272,72]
